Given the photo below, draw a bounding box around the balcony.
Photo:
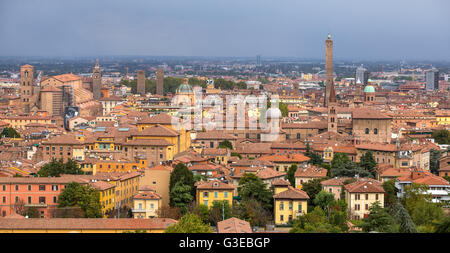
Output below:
[131,208,146,213]
[25,203,47,208]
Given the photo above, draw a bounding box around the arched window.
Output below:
[365,128,369,134]
[374,128,378,134]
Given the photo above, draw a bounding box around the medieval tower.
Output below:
[92,59,102,100]
[20,64,35,113]
[156,68,164,96]
[324,34,333,107]
[137,70,146,95]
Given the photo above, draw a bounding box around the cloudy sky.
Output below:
[1,0,449,60]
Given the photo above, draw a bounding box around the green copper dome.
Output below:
[176,83,193,94]
[364,85,375,93]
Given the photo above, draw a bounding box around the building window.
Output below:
[298,204,302,212]
[374,128,378,134]
[2,196,5,203]
[280,215,284,221]
[39,185,45,191]
[53,196,57,203]
[365,194,368,200]
[52,185,58,191]
[297,133,301,139]
[15,185,18,191]
[365,128,369,134]
[280,202,284,210]
[214,192,218,198]
[203,192,209,198]
[375,194,378,200]
[289,202,293,210]
[28,185,31,191]
[28,196,32,204]
[224,192,228,198]
[39,197,46,204]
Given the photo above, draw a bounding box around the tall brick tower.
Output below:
[137,70,146,95]
[327,81,337,133]
[324,34,333,107]
[92,59,102,100]
[156,68,164,96]
[20,64,35,113]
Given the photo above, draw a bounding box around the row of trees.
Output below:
[37,158,85,177]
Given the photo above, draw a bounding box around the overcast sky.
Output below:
[1,0,449,60]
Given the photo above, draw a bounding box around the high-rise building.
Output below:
[324,34,333,107]
[92,59,102,100]
[20,64,35,113]
[425,68,439,90]
[137,70,146,95]
[355,66,369,86]
[156,68,164,96]
[256,55,261,66]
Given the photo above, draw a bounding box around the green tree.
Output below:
[209,200,232,224]
[301,178,324,206]
[38,159,84,177]
[290,206,342,233]
[411,200,444,227]
[165,213,212,233]
[434,216,450,233]
[429,149,441,175]
[432,129,450,144]
[232,198,273,227]
[314,190,335,212]
[388,201,417,233]
[0,127,20,138]
[57,182,102,218]
[402,183,431,214]
[238,173,273,211]
[218,140,233,150]
[286,164,298,187]
[169,181,193,214]
[169,163,195,204]
[330,162,372,178]
[358,151,377,177]
[308,152,323,166]
[360,201,398,232]
[63,159,84,175]
[191,204,210,224]
[382,179,398,207]
[331,153,351,170]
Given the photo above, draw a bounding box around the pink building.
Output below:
[0,177,87,218]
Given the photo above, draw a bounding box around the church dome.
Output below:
[364,85,375,93]
[176,83,193,94]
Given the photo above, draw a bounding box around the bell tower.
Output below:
[20,64,34,113]
[92,59,102,100]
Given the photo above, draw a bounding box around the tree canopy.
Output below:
[57,182,102,218]
[238,173,273,212]
[37,158,84,177]
[165,213,212,233]
[1,127,20,138]
[432,129,450,144]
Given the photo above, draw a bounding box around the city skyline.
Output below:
[1,0,449,60]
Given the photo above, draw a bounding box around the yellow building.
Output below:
[85,172,141,209]
[272,179,309,225]
[94,159,147,174]
[436,111,450,126]
[195,180,235,208]
[344,178,385,220]
[89,180,116,218]
[0,218,176,233]
[132,187,162,218]
[135,113,190,154]
[0,116,54,130]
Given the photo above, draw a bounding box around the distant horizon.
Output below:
[0,55,449,64]
[1,0,449,61]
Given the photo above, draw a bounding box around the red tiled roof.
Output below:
[273,186,309,200]
[196,180,235,190]
[344,178,385,193]
[217,217,252,233]
[0,218,176,230]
